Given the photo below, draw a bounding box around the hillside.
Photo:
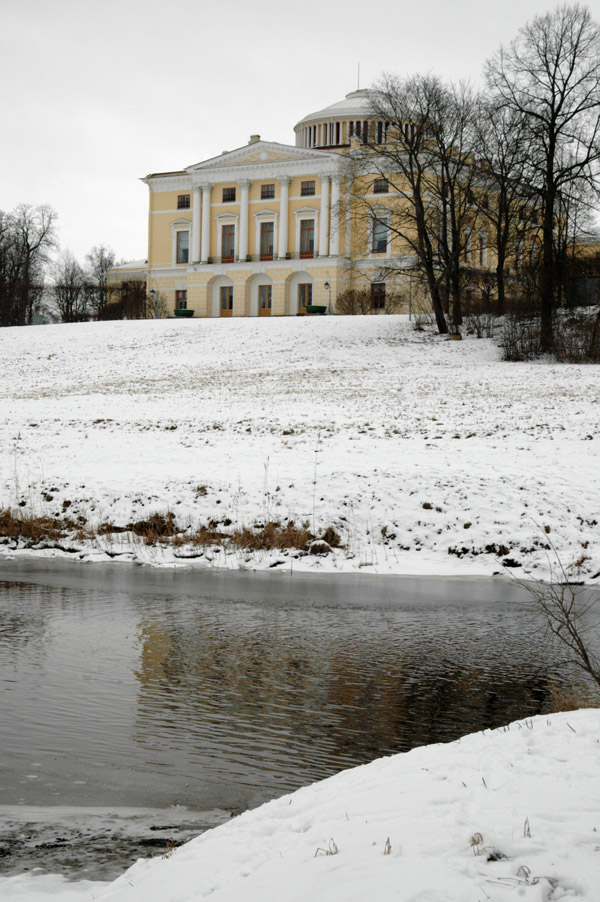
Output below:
[1,315,598,580]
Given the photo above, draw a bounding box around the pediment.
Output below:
[187,141,336,172]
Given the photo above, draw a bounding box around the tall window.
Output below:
[371,283,385,310]
[298,284,312,308]
[301,180,315,197]
[222,224,235,262]
[464,228,472,262]
[175,290,187,310]
[220,285,233,311]
[300,219,315,258]
[222,187,236,203]
[176,230,189,264]
[260,221,274,260]
[259,285,272,310]
[371,218,389,254]
[177,194,190,209]
[479,232,488,266]
[373,178,389,194]
[261,184,275,199]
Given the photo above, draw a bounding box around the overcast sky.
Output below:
[0,0,582,263]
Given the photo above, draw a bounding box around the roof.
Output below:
[294,89,381,129]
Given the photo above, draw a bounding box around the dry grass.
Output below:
[543,681,599,713]
[1,506,344,556]
[0,508,86,544]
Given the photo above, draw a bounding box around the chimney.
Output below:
[248,134,261,144]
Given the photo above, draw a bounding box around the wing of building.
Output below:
[117,90,490,318]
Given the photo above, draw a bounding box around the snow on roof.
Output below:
[294,89,382,129]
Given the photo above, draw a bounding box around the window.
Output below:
[372,218,389,254]
[300,219,315,258]
[301,181,315,197]
[261,184,275,199]
[464,228,472,262]
[376,122,384,144]
[222,187,236,203]
[175,290,187,310]
[479,232,488,266]
[222,224,235,262]
[220,286,233,311]
[371,283,385,310]
[298,283,312,308]
[260,221,274,260]
[177,194,190,209]
[176,230,189,264]
[373,178,388,194]
[259,285,272,309]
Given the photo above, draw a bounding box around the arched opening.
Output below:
[285,271,314,315]
[248,273,273,317]
[209,275,234,318]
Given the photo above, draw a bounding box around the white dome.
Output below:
[294,90,380,130]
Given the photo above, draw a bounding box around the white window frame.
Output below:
[293,207,319,257]
[171,219,192,267]
[216,213,239,261]
[369,210,391,258]
[253,209,278,259]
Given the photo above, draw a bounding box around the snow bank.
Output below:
[89,710,599,901]
[1,316,599,580]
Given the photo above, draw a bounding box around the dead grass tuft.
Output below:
[231,520,313,552]
[0,508,85,544]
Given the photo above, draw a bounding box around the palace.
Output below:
[120,89,432,318]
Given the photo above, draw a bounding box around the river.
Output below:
[0,556,579,879]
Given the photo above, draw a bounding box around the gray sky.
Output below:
[0,0,574,263]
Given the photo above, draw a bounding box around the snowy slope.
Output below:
[1,315,599,580]
[88,710,599,902]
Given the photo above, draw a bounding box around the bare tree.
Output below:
[85,245,116,319]
[486,3,600,351]
[521,560,600,693]
[0,204,57,326]
[475,104,535,313]
[355,75,483,333]
[52,251,88,323]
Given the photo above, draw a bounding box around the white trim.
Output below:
[216,213,239,261]
[368,210,391,259]
[293,207,319,257]
[170,219,191,267]
[253,209,278,261]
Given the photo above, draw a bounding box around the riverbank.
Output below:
[1,316,599,582]
[2,709,598,901]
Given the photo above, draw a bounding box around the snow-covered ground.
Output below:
[1,315,598,580]
[2,710,599,901]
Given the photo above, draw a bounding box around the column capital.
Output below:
[278,176,291,186]
[239,179,253,189]
[199,182,213,192]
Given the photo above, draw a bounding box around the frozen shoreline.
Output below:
[2,710,598,902]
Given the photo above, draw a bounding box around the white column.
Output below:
[200,184,211,263]
[191,187,201,263]
[330,178,340,256]
[318,176,330,257]
[278,177,290,259]
[239,180,251,261]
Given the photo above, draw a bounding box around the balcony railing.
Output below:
[204,251,317,265]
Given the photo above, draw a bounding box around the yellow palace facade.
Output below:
[140,90,427,318]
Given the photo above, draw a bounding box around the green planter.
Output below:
[305,305,327,315]
[174,309,194,318]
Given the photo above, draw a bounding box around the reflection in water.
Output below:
[0,573,578,819]
[132,596,555,803]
